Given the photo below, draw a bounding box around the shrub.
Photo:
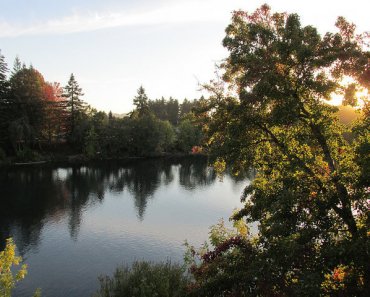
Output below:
[0,238,41,297]
[94,261,190,297]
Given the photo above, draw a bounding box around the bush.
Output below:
[94,261,190,297]
[0,238,40,297]
[0,238,28,297]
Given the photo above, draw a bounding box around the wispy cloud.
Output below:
[0,1,242,38]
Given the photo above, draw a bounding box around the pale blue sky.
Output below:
[0,0,368,113]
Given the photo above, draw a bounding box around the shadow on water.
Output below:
[0,156,251,253]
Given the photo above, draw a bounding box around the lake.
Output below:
[0,156,251,297]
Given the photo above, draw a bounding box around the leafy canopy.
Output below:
[188,4,369,296]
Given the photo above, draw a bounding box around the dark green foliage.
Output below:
[179,98,201,120]
[176,120,203,152]
[94,261,189,297]
[63,73,86,135]
[132,85,150,117]
[99,116,131,157]
[166,97,180,126]
[130,114,176,156]
[8,67,47,149]
[0,50,8,97]
[11,56,22,76]
[84,126,98,158]
[148,97,179,126]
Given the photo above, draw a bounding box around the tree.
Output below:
[8,66,48,150]
[43,82,67,144]
[176,119,203,152]
[129,114,175,156]
[63,73,85,135]
[167,97,179,126]
[11,56,22,77]
[132,85,150,117]
[159,120,176,151]
[148,97,180,125]
[188,4,369,296]
[148,97,168,121]
[0,50,10,150]
[179,97,202,120]
[0,50,8,96]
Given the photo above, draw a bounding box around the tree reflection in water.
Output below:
[0,156,233,253]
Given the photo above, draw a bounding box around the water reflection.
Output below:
[0,157,256,297]
[0,156,233,252]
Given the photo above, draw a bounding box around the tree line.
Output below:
[0,54,204,162]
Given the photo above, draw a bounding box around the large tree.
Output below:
[7,66,48,150]
[187,4,369,296]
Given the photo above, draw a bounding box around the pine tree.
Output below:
[133,85,150,117]
[11,56,22,77]
[0,50,7,80]
[0,50,10,148]
[63,73,85,134]
[0,50,9,98]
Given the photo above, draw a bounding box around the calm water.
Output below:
[0,157,251,297]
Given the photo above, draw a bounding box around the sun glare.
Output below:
[325,76,369,107]
[326,94,343,106]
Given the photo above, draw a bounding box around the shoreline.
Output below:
[0,152,208,168]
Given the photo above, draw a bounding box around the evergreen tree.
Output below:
[179,98,200,119]
[11,56,22,77]
[0,50,10,148]
[0,50,9,99]
[63,73,85,134]
[132,85,149,117]
[167,97,179,126]
[147,97,180,125]
[0,50,7,83]
[148,97,168,121]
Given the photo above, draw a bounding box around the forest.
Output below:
[0,57,204,164]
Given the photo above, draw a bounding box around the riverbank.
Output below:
[0,151,208,168]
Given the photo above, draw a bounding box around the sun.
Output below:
[325,93,343,106]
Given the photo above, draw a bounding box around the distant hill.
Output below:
[337,105,360,126]
[113,113,129,119]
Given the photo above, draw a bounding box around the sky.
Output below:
[0,0,369,113]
